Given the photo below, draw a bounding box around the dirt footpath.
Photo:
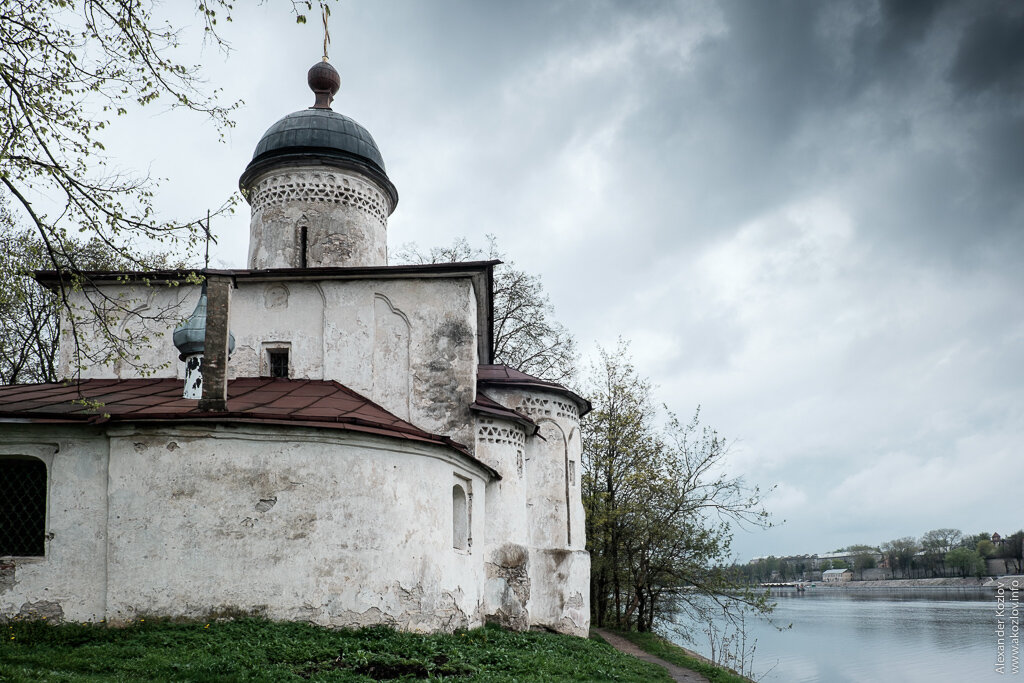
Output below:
[592,628,710,683]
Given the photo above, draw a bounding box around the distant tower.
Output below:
[239,60,398,269]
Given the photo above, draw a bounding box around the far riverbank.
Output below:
[776,575,1024,592]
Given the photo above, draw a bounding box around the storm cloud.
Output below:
[113,1,1023,558]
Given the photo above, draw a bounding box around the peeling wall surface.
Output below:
[28,193,590,635]
[484,388,591,636]
[34,274,592,636]
[1,424,489,631]
[62,278,478,449]
[0,428,110,623]
[246,167,392,269]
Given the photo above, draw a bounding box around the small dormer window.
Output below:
[268,350,289,378]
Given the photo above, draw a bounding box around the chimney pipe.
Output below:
[198,275,233,412]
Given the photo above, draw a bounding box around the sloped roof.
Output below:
[477,364,591,416]
[0,378,495,476]
[470,391,538,434]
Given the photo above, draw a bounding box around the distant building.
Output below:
[822,568,853,583]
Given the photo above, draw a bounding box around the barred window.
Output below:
[268,350,289,378]
[0,457,47,557]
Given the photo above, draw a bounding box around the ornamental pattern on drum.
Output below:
[517,396,579,423]
[477,419,527,477]
[248,170,390,224]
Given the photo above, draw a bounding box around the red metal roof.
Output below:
[470,391,538,434]
[477,364,591,416]
[0,378,491,471]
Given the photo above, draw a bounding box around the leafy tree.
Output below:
[0,0,316,376]
[580,339,659,627]
[967,532,992,547]
[945,548,985,578]
[1000,531,1024,574]
[921,528,963,577]
[581,340,772,632]
[393,236,577,383]
[881,537,918,579]
[853,552,877,579]
[976,539,997,559]
[842,544,876,553]
[0,210,183,384]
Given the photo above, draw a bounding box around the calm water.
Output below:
[669,589,1017,682]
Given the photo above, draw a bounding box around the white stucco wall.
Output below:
[1,423,491,631]
[60,276,480,448]
[245,166,393,269]
[474,417,532,630]
[0,427,109,622]
[482,387,590,636]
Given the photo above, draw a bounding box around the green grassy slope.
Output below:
[0,618,672,682]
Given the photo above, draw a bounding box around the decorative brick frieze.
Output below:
[248,170,389,225]
[517,396,579,423]
[477,419,527,477]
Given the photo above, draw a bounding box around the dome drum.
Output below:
[240,61,398,269]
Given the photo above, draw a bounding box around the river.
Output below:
[668,588,1019,682]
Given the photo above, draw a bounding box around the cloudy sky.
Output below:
[103,0,1023,560]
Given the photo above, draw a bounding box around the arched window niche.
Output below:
[0,456,47,557]
[452,480,470,551]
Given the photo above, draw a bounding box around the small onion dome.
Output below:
[238,62,398,209]
[173,283,235,359]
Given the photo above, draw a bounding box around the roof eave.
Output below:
[238,149,398,211]
[33,262,503,290]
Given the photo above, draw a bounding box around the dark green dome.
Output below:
[250,109,386,173]
[239,62,398,208]
[239,108,397,207]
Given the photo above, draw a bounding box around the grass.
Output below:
[0,617,674,682]
[611,631,752,683]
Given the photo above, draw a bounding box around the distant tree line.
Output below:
[736,528,1024,583]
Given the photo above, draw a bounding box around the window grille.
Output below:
[268,350,289,378]
[0,458,46,557]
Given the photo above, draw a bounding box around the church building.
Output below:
[0,60,591,636]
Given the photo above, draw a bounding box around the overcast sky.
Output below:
[104,0,1023,560]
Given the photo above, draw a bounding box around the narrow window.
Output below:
[0,458,47,557]
[568,460,576,486]
[268,350,289,378]
[299,224,308,269]
[452,484,468,550]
